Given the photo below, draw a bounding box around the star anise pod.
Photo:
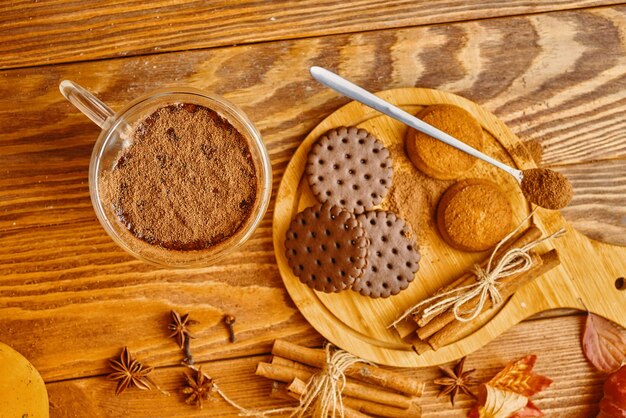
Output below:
[168,310,196,349]
[434,356,478,406]
[107,347,153,396]
[182,366,217,409]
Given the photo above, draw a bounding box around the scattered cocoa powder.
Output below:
[521,168,573,210]
[523,139,543,165]
[100,103,259,251]
[512,139,543,166]
[382,143,453,241]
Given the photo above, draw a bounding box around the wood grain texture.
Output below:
[44,315,604,417]
[0,0,621,70]
[559,159,626,246]
[0,2,624,393]
[2,6,626,236]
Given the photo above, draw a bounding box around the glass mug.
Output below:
[60,81,272,268]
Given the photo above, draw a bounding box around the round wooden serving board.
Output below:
[273,88,626,367]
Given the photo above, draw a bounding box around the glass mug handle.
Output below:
[59,80,115,129]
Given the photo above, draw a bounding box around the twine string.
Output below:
[296,345,369,418]
[390,210,566,328]
[215,384,296,417]
[203,344,370,418]
[179,364,290,417]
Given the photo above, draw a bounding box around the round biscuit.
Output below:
[284,203,369,293]
[436,179,513,252]
[405,105,484,180]
[353,210,420,298]
[306,127,392,214]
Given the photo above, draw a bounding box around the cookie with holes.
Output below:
[306,126,393,214]
[353,210,420,298]
[284,202,369,293]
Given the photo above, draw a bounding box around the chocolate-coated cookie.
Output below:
[353,210,420,298]
[284,203,369,293]
[306,127,393,214]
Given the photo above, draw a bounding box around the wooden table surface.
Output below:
[1,1,625,416]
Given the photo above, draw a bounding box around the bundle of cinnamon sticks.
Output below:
[255,339,423,417]
[392,226,561,353]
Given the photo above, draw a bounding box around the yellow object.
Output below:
[0,342,49,418]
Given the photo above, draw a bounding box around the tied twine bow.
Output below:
[224,344,370,418]
[390,211,565,328]
[295,345,370,418]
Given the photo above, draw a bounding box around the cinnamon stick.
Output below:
[393,317,420,340]
[289,378,372,418]
[255,362,413,409]
[409,336,432,356]
[414,226,542,328]
[285,377,308,396]
[270,380,371,418]
[416,250,544,341]
[271,357,421,416]
[272,339,423,397]
[427,249,560,350]
[271,355,318,373]
[344,392,422,418]
[286,377,418,418]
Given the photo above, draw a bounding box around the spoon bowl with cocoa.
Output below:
[310,66,573,210]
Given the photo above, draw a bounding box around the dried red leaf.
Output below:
[489,355,552,397]
[511,400,544,417]
[598,365,626,418]
[583,313,626,374]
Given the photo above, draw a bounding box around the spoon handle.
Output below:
[310,66,523,182]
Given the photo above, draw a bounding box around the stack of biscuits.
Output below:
[285,127,421,298]
[285,105,515,298]
[405,104,513,252]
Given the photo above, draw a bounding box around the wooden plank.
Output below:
[560,158,626,246]
[45,315,604,417]
[2,6,626,381]
[0,0,621,70]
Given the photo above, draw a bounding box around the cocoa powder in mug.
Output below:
[100,103,259,251]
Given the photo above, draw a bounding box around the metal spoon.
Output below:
[310,66,523,182]
[310,66,573,209]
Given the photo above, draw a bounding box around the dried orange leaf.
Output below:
[469,356,552,418]
[489,355,552,397]
[468,385,528,418]
[583,313,626,374]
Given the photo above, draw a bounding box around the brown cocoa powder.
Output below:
[512,139,543,166]
[523,139,543,165]
[382,143,453,242]
[100,103,259,251]
[521,168,573,210]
